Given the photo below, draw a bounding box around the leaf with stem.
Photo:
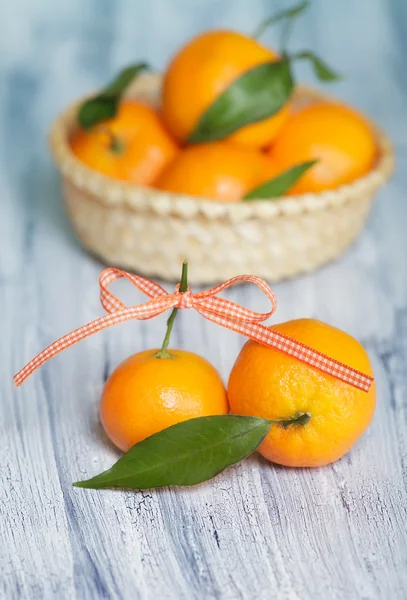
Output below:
[244,160,317,200]
[74,412,311,490]
[74,415,272,489]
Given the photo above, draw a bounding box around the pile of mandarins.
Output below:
[71,28,377,202]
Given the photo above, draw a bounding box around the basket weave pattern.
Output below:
[50,75,394,284]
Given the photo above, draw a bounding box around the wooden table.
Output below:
[2,1,406,598]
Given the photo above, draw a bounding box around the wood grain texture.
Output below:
[1,0,407,598]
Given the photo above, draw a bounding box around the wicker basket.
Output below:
[49,74,394,284]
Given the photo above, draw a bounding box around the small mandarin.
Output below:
[228,319,375,467]
[70,101,178,184]
[162,30,289,147]
[267,101,377,194]
[100,349,229,452]
[154,141,278,201]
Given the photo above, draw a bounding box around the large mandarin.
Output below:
[228,319,376,467]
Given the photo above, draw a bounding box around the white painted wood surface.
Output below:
[1,0,407,598]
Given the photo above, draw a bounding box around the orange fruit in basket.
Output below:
[228,319,375,467]
[267,101,377,194]
[100,349,228,452]
[70,100,178,184]
[162,30,289,147]
[154,141,278,201]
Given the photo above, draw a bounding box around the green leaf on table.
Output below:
[73,415,271,490]
[293,51,341,81]
[78,63,149,130]
[187,59,294,144]
[253,1,310,39]
[244,160,317,200]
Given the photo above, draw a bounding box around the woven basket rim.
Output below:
[49,76,394,221]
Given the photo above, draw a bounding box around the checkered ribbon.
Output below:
[14,268,373,391]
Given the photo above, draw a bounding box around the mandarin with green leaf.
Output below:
[71,100,178,184]
[161,30,290,147]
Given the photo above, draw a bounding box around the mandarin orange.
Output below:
[162,30,289,147]
[267,101,377,194]
[70,100,178,184]
[228,319,375,467]
[100,349,228,452]
[154,141,277,201]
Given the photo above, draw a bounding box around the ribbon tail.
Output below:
[197,308,373,393]
[14,300,176,387]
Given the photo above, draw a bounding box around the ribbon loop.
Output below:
[99,268,168,314]
[13,268,373,392]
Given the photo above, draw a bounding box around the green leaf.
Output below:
[102,64,149,96]
[293,51,341,81]
[244,160,317,200]
[78,63,149,130]
[187,59,294,144]
[73,415,271,490]
[78,96,121,131]
[253,1,310,40]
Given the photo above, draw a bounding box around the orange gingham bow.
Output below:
[14,268,373,392]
